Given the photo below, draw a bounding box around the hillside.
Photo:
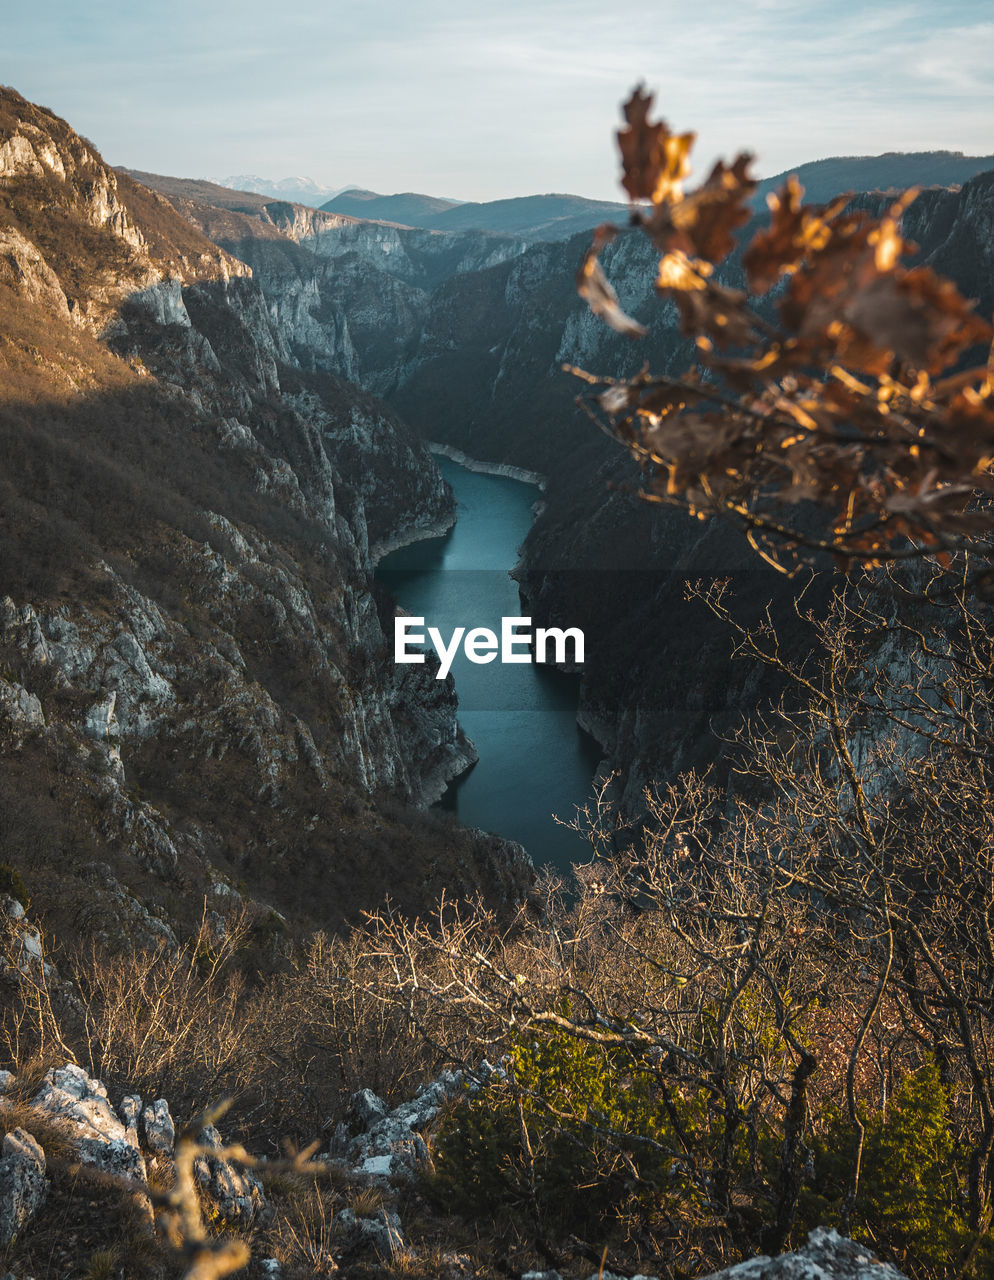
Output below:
[322,187,465,224]
[0,86,531,957]
[754,148,994,205]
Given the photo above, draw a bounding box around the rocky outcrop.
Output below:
[0,1059,911,1278]
[0,225,72,319]
[194,1124,269,1228]
[331,1065,504,1179]
[147,184,528,395]
[0,1063,272,1246]
[698,1228,909,1278]
[336,1205,406,1258]
[32,1064,146,1184]
[0,1128,47,1247]
[141,1098,176,1158]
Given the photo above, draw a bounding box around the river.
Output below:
[376,456,601,873]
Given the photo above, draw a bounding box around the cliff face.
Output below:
[137,179,528,396]
[0,86,529,947]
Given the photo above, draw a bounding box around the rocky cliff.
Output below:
[0,86,531,948]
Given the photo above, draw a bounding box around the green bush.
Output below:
[798,1063,991,1277]
[0,861,28,903]
[430,1025,699,1237]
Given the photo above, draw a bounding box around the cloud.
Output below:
[4,0,992,199]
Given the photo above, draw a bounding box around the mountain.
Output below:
[754,149,994,205]
[322,188,630,242]
[321,187,465,225]
[214,173,350,208]
[0,86,531,955]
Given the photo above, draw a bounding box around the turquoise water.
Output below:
[377,457,601,872]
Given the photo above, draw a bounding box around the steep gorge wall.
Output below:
[0,87,530,947]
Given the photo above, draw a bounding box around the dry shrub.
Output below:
[75,907,257,1119]
[0,906,76,1073]
[287,927,456,1107]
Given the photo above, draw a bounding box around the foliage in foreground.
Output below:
[6,564,994,1277]
[575,87,994,569]
[363,564,994,1278]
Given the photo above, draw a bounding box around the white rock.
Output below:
[193,1125,269,1228]
[338,1206,405,1258]
[141,1099,175,1157]
[699,1228,909,1279]
[0,679,45,729]
[0,1128,47,1246]
[32,1064,146,1184]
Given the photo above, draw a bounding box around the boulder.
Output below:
[141,1098,175,1157]
[0,1128,47,1246]
[31,1063,146,1184]
[699,1228,910,1279]
[337,1205,405,1258]
[193,1125,269,1229]
[342,1070,466,1177]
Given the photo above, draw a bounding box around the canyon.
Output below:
[0,86,532,957]
[3,83,993,1280]
[134,151,994,812]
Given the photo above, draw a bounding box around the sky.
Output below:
[4,0,993,202]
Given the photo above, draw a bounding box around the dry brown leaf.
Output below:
[577,234,647,338]
[617,86,695,206]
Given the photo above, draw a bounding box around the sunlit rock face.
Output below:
[0,85,533,935]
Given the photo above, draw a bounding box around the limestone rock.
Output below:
[343,1070,466,1177]
[32,1063,146,1184]
[119,1094,142,1132]
[1,898,53,982]
[0,678,45,730]
[141,1098,175,1157]
[0,1128,47,1246]
[193,1125,269,1228]
[336,1206,405,1258]
[347,1088,388,1131]
[0,226,71,319]
[699,1228,909,1279]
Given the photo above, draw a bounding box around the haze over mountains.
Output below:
[213,173,351,208]
[320,188,631,241]
[189,149,994,246]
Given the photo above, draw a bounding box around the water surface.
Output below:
[377,457,600,872]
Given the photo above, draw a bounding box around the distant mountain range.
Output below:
[321,189,630,241]
[320,151,994,241]
[753,150,994,205]
[212,174,352,208]
[131,150,994,250]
